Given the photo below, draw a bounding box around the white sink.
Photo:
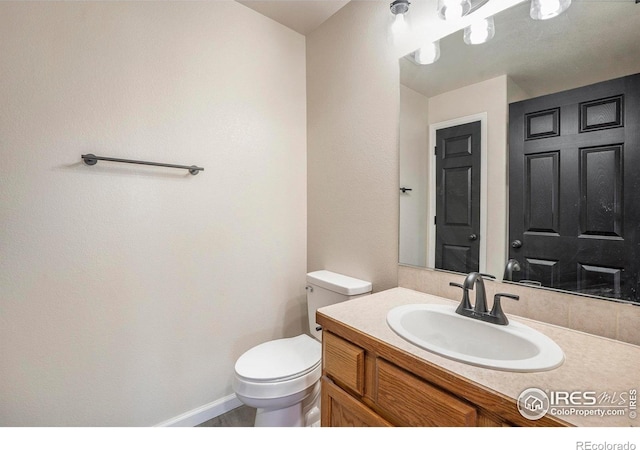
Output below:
[386,304,564,372]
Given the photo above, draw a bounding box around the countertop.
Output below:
[317,287,640,427]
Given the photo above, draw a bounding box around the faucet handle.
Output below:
[450,282,472,312]
[489,293,520,325]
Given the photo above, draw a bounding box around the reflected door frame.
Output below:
[428,112,488,273]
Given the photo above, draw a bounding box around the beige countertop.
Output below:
[318,287,640,427]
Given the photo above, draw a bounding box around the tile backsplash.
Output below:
[398,265,640,346]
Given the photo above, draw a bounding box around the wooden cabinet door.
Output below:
[323,331,365,395]
[321,377,392,427]
[375,359,477,426]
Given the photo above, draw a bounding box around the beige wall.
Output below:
[306,1,400,292]
[0,1,306,426]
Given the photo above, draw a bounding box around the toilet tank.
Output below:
[306,270,372,341]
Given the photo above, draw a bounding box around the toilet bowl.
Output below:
[232,270,372,427]
[233,334,322,427]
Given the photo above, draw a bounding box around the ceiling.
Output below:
[238,1,351,35]
[400,0,640,99]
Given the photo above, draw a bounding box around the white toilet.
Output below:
[233,270,372,427]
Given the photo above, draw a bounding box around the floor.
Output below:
[196,405,256,427]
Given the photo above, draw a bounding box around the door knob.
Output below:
[511,239,522,248]
[469,234,478,241]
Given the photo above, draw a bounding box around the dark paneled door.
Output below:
[509,74,640,302]
[435,121,481,273]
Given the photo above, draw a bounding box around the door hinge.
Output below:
[434,146,438,156]
[434,216,437,225]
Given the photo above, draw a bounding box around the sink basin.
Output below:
[386,304,564,372]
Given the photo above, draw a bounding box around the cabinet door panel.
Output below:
[323,332,365,395]
[375,359,477,426]
[321,377,392,427]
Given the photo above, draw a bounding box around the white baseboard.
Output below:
[154,393,243,427]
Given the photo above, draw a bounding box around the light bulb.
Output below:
[445,3,463,20]
[391,13,408,35]
[541,0,560,16]
[530,0,572,20]
[415,41,440,65]
[437,0,471,21]
[389,0,411,42]
[463,16,495,45]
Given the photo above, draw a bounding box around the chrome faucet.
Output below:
[450,272,519,325]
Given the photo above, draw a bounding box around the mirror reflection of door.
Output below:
[435,121,481,273]
[509,73,640,302]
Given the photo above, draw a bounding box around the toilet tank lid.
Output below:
[306,270,372,296]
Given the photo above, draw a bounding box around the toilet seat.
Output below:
[233,334,321,400]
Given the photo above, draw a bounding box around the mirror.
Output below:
[399,0,640,304]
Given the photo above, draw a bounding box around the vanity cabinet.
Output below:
[319,317,568,427]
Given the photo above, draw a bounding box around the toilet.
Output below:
[232,270,372,427]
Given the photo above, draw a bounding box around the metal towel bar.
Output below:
[81,153,204,175]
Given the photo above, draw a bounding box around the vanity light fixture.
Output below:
[463,16,495,45]
[415,41,441,65]
[530,0,572,20]
[406,0,570,66]
[390,0,411,36]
